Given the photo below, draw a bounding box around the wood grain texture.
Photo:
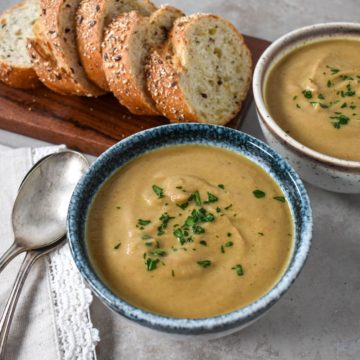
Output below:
[0,34,270,156]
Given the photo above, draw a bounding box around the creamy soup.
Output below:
[265,39,360,161]
[86,145,293,318]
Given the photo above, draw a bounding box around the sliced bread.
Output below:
[0,0,40,89]
[146,14,252,124]
[102,5,184,115]
[28,0,104,96]
[76,0,157,91]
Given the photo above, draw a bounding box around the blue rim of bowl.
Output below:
[67,123,312,335]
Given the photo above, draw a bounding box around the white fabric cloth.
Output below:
[0,145,99,360]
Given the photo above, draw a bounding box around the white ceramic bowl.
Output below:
[253,22,360,193]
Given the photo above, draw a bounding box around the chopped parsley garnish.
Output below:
[273,196,286,202]
[232,264,244,276]
[310,101,318,107]
[145,242,153,246]
[157,213,174,235]
[326,65,340,74]
[319,103,329,109]
[216,207,221,213]
[204,192,218,204]
[302,89,313,99]
[218,184,225,189]
[253,189,266,198]
[114,243,121,249]
[197,260,211,268]
[152,184,164,198]
[141,234,152,240]
[327,80,333,88]
[137,219,151,227]
[220,245,225,253]
[193,225,205,234]
[199,240,207,246]
[150,249,167,257]
[225,241,234,247]
[176,202,188,210]
[318,94,325,100]
[145,258,159,271]
[193,191,202,206]
[330,113,349,129]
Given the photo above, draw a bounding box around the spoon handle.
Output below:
[0,243,24,275]
[0,251,40,359]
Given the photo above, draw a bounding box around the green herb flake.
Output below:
[225,241,234,248]
[197,260,212,268]
[137,219,151,227]
[145,258,159,271]
[221,245,225,254]
[218,184,225,189]
[327,80,333,88]
[176,202,188,210]
[310,101,318,107]
[319,103,329,109]
[302,89,313,99]
[318,94,325,100]
[193,191,202,206]
[150,249,167,257]
[232,264,244,276]
[204,192,218,204]
[326,65,340,74]
[114,243,121,250]
[253,189,266,198]
[141,234,152,240]
[145,242,153,247]
[273,196,286,203]
[193,225,205,234]
[216,207,221,213]
[199,240,207,246]
[224,204,233,210]
[157,213,175,236]
[152,184,164,198]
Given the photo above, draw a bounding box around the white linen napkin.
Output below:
[0,145,99,360]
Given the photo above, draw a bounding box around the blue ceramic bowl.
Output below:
[67,123,312,339]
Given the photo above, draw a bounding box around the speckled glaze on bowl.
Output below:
[253,22,360,193]
[67,123,312,339]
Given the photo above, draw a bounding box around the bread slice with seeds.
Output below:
[0,0,40,89]
[102,5,184,115]
[147,13,252,124]
[28,0,104,96]
[76,0,157,91]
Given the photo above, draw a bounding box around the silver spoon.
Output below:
[0,150,89,272]
[0,150,89,358]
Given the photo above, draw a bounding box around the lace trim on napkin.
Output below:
[31,146,99,360]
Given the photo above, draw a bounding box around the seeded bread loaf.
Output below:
[28,0,104,96]
[0,0,40,89]
[76,0,157,91]
[102,5,184,115]
[147,14,252,124]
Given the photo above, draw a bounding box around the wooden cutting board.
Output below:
[0,35,270,156]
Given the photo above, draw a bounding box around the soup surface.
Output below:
[86,145,293,318]
[265,38,360,161]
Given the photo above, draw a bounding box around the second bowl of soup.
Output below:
[253,22,360,193]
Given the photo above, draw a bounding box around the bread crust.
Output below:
[0,0,40,89]
[34,0,104,96]
[76,0,156,91]
[147,13,252,124]
[102,11,159,115]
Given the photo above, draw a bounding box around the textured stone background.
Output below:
[0,0,360,359]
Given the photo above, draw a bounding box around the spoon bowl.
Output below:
[0,150,89,272]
